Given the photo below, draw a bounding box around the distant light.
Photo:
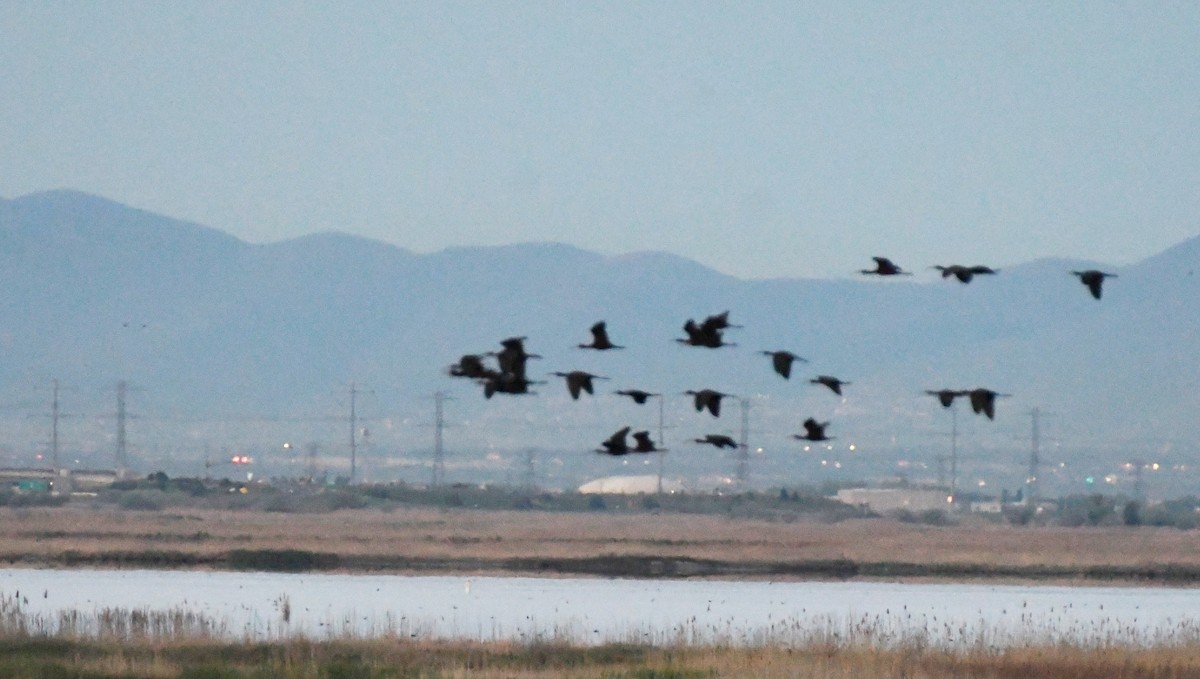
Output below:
[282,442,293,450]
[848,444,856,451]
[1152,463,1161,471]
[1085,476,1095,485]
[946,495,954,504]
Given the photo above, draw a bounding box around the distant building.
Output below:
[835,487,950,513]
[578,475,686,495]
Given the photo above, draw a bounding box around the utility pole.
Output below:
[523,448,536,494]
[348,383,358,484]
[115,380,128,479]
[432,391,452,488]
[1027,408,1041,506]
[934,453,949,489]
[949,406,958,503]
[1131,459,1147,503]
[49,379,62,472]
[736,398,750,489]
[655,394,665,494]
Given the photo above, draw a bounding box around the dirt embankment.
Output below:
[3,506,1198,582]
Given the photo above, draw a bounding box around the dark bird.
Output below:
[860,256,912,276]
[1071,269,1118,300]
[932,264,999,284]
[551,371,609,400]
[448,354,491,379]
[616,389,659,405]
[925,389,967,408]
[631,431,663,453]
[694,434,739,449]
[967,388,1010,420]
[677,318,735,348]
[793,418,833,442]
[578,321,624,350]
[700,310,741,333]
[481,372,540,399]
[810,375,850,396]
[597,427,631,456]
[760,350,807,379]
[685,389,732,417]
[492,337,541,380]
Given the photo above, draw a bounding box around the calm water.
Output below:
[3,568,1199,647]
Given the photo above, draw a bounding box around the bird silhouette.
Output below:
[932,264,998,284]
[481,372,541,398]
[447,354,491,379]
[551,371,609,400]
[700,310,741,332]
[677,319,735,348]
[491,337,541,381]
[860,256,912,276]
[925,389,967,408]
[578,321,624,350]
[631,431,663,453]
[615,389,659,405]
[694,434,739,449]
[597,427,631,456]
[760,350,807,379]
[810,375,850,396]
[967,388,1010,420]
[1071,270,1117,300]
[685,389,732,417]
[793,418,834,442]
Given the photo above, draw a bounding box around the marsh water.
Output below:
[3,568,1198,647]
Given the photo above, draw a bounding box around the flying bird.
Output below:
[860,256,912,276]
[810,375,850,396]
[615,389,659,405]
[793,418,833,442]
[932,264,999,284]
[685,389,732,417]
[597,427,631,456]
[492,337,540,381]
[925,389,967,408]
[631,431,663,453]
[967,388,1010,420]
[447,354,492,380]
[551,371,609,400]
[1071,270,1118,300]
[694,434,739,449]
[578,321,624,350]
[760,350,807,379]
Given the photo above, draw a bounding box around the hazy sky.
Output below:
[2,2,1197,279]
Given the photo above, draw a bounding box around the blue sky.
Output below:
[2,2,1197,279]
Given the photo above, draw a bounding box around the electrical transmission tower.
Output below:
[115,380,129,479]
[1027,408,1041,506]
[432,391,453,488]
[736,398,751,488]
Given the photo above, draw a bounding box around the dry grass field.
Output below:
[2,505,1198,576]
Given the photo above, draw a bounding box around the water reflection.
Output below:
[2,568,1198,647]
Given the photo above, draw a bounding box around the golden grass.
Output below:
[2,506,1198,575]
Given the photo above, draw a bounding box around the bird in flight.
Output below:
[967,388,1010,420]
[694,434,739,449]
[760,350,807,379]
[578,321,623,350]
[597,427,632,456]
[793,418,834,442]
[615,389,659,405]
[551,371,609,400]
[1071,270,1117,300]
[860,257,912,276]
[925,389,967,408]
[631,431,664,453]
[932,264,999,284]
[685,389,732,417]
[810,375,850,396]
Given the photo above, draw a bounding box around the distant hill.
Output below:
[1,190,1196,490]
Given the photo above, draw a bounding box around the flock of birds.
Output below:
[444,257,1119,458]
